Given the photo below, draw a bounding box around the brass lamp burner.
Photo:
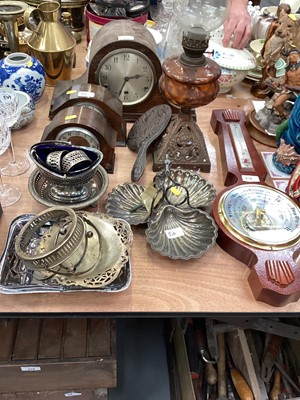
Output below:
[14,206,133,288]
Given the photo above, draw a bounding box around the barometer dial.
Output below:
[218,183,300,250]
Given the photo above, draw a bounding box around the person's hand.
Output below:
[222,3,251,49]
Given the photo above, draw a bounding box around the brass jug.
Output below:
[24,1,76,86]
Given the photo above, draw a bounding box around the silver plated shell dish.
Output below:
[105,182,150,225]
[145,205,218,260]
[153,168,216,209]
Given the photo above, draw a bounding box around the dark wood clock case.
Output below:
[42,104,117,173]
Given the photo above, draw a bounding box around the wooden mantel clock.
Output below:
[48,83,126,146]
[86,19,172,121]
[42,104,117,173]
[211,109,300,307]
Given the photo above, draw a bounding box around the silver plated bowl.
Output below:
[145,205,218,260]
[28,165,109,209]
[105,182,150,225]
[154,168,216,209]
[29,141,103,182]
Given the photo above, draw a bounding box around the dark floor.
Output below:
[109,318,171,400]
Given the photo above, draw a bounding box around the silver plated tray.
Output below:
[0,214,132,294]
[28,165,109,209]
[145,205,218,260]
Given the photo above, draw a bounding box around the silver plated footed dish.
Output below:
[145,205,218,260]
[29,165,109,209]
[28,141,108,209]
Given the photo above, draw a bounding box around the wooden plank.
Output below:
[0,360,116,392]
[63,319,87,359]
[0,388,108,399]
[0,319,17,361]
[171,321,196,400]
[226,329,264,399]
[0,318,116,392]
[88,319,111,357]
[38,319,64,359]
[245,330,268,400]
[12,319,41,361]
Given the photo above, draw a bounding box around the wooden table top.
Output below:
[0,36,299,315]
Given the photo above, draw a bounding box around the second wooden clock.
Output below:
[87,19,168,121]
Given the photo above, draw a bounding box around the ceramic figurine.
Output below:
[272,91,300,173]
[261,3,292,80]
[266,49,300,119]
[255,49,300,135]
[251,4,299,98]
[287,160,300,201]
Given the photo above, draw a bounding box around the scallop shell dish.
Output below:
[106,163,218,260]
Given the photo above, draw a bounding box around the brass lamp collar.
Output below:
[179,26,209,67]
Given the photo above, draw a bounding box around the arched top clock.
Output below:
[87,19,169,121]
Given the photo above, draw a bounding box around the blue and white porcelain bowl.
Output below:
[0,52,46,103]
[13,91,35,130]
[0,87,35,129]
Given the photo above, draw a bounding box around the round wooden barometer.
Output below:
[211,109,300,307]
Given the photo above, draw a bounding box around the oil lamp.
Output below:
[162,0,228,60]
[153,0,227,172]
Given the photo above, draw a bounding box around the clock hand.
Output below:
[118,79,127,96]
[126,74,143,80]
[118,74,145,96]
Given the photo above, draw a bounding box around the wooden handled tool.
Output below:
[195,320,218,386]
[217,332,227,400]
[269,369,281,400]
[230,367,254,400]
[261,334,283,382]
[226,343,254,400]
[204,359,218,386]
[184,318,204,400]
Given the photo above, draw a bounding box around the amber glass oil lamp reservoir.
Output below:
[153,26,222,172]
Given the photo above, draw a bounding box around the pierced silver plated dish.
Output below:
[28,165,109,209]
[145,205,218,260]
[153,168,216,209]
[105,182,150,225]
[0,213,132,293]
